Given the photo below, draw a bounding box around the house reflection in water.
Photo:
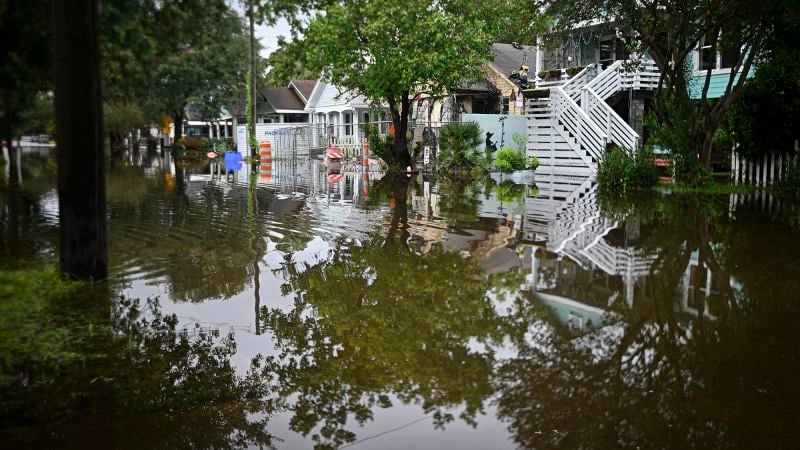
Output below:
[522,173,745,333]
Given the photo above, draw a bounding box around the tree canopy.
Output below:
[278,0,501,165]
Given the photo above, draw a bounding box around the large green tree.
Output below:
[147,0,250,144]
[0,0,51,149]
[280,0,500,167]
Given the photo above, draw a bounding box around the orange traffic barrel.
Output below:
[260,141,272,161]
[260,161,272,180]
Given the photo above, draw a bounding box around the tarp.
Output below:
[326,147,345,159]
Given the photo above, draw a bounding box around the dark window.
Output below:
[720,46,740,69]
[698,32,718,71]
[502,97,510,114]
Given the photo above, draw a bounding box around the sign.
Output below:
[423,146,430,165]
[515,97,524,109]
[237,127,247,152]
[224,151,243,171]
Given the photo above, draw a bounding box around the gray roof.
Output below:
[290,79,317,103]
[489,43,536,78]
[258,86,306,111]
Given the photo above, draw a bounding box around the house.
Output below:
[526,19,756,176]
[305,80,388,145]
[411,42,537,125]
[235,79,389,152]
[252,81,312,124]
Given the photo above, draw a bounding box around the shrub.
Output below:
[597,146,659,194]
[774,159,800,197]
[438,122,487,178]
[362,123,394,164]
[565,66,585,77]
[527,156,539,170]
[494,147,527,173]
[178,136,207,151]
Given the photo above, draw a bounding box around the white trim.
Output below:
[304,80,325,111]
[274,109,308,114]
[288,80,310,104]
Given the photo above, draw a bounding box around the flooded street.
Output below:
[2,146,800,449]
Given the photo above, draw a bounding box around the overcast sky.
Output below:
[228,1,294,57]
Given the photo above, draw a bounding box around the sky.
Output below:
[228,1,294,57]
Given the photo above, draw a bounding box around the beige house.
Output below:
[410,43,536,124]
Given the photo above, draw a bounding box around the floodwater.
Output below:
[1,146,800,449]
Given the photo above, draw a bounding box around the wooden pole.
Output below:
[53,0,107,280]
[249,0,257,159]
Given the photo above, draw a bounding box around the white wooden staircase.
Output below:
[528,59,659,175]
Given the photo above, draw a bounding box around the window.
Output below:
[697,33,742,72]
[344,112,352,136]
[502,97,510,114]
[698,34,715,71]
[719,46,740,69]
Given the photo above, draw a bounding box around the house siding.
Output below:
[688,68,754,100]
[483,65,525,115]
[317,84,342,108]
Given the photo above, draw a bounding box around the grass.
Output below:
[656,182,759,195]
[0,269,86,363]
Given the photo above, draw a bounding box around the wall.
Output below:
[483,65,526,115]
[462,113,527,152]
[688,69,753,100]
[236,123,313,153]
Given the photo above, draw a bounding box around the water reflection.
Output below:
[1,147,799,448]
[0,290,279,449]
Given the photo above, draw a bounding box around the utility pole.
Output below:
[249,0,258,159]
[52,0,107,280]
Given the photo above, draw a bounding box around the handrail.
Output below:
[582,87,639,151]
[561,64,596,102]
[551,86,607,166]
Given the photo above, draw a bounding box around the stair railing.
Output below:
[561,64,596,102]
[585,60,623,100]
[581,87,639,151]
[551,87,607,167]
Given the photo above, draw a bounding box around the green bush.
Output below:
[774,159,800,197]
[439,122,482,166]
[362,123,394,164]
[494,180,525,203]
[597,146,659,194]
[437,122,488,178]
[527,156,539,170]
[494,147,527,173]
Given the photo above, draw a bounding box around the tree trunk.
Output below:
[389,91,412,168]
[699,131,715,170]
[52,0,107,280]
[3,115,15,184]
[232,115,239,149]
[173,110,184,147]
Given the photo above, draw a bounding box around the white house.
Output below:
[305,80,388,146]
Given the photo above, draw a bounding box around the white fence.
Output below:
[731,151,798,186]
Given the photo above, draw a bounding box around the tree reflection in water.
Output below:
[260,176,522,449]
[495,194,800,450]
[0,292,280,449]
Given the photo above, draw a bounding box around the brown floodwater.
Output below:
[1,146,799,449]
